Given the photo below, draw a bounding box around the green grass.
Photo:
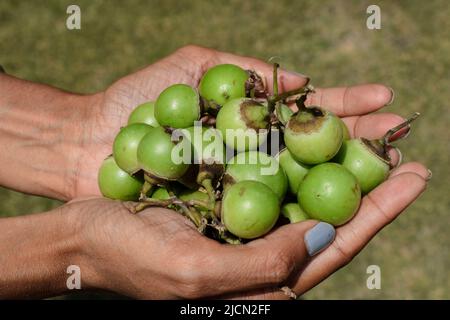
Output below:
[0,0,449,299]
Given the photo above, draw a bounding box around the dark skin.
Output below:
[0,46,429,299]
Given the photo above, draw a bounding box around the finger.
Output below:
[200,220,330,296]
[306,84,394,117]
[214,51,309,94]
[291,170,427,295]
[390,161,430,180]
[388,147,402,168]
[342,113,406,140]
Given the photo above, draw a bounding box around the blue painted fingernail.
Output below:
[304,222,336,256]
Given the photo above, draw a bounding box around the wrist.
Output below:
[60,199,107,292]
[0,73,105,200]
[0,206,89,298]
[61,92,104,200]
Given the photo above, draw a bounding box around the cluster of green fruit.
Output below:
[98,63,419,243]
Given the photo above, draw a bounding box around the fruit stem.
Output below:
[267,83,314,113]
[214,200,222,220]
[163,183,204,229]
[201,178,221,224]
[266,62,312,116]
[382,112,420,147]
[139,181,153,201]
[165,185,175,198]
[273,63,280,97]
[133,197,177,213]
[295,93,308,112]
[179,203,203,229]
[184,199,211,212]
[272,82,313,103]
[202,179,216,207]
[272,63,284,126]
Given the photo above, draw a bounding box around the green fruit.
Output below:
[281,203,309,223]
[113,123,153,174]
[298,163,361,226]
[216,98,270,151]
[97,156,142,201]
[222,181,280,239]
[338,117,351,140]
[225,151,288,201]
[335,139,390,194]
[151,187,170,200]
[137,126,190,180]
[181,126,226,165]
[127,101,159,127]
[284,107,343,164]
[334,113,421,194]
[199,64,249,106]
[277,148,311,195]
[154,84,200,128]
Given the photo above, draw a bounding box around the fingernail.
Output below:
[426,169,432,181]
[391,147,403,169]
[286,70,309,79]
[304,222,336,256]
[385,87,395,106]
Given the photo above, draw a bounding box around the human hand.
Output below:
[70,154,427,300]
[64,196,325,299]
[64,46,428,300]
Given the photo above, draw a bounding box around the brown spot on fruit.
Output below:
[352,183,359,195]
[163,126,174,135]
[222,173,236,189]
[239,100,270,130]
[287,107,326,134]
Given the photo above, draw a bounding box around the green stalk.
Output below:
[382,112,420,147]
[139,180,153,200]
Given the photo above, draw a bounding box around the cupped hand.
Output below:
[71,161,427,300]
[68,196,321,299]
[68,45,429,299]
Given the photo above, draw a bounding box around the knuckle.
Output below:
[176,44,211,56]
[332,233,356,265]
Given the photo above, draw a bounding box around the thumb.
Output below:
[261,220,336,258]
[248,220,336,276]
[205,220,335,295]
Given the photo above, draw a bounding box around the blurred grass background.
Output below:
[0,0,448,299]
